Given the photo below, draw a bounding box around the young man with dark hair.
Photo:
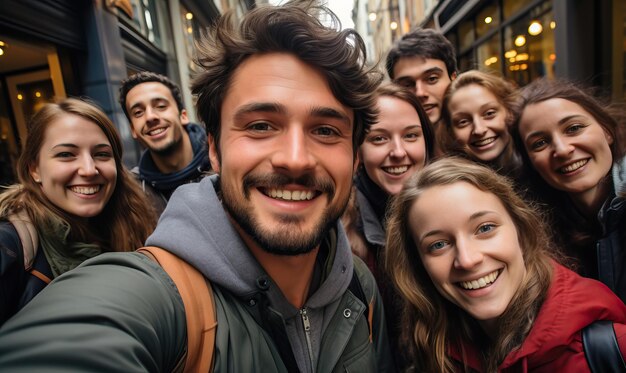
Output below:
[0,2,395,372]
[119,71,211,215]
[386,28,457,155]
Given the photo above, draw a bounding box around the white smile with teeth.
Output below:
[459,270,499,290]
[383,166,408,175]
[70,186,101,195]
[148,128,166,136]
[559,159,588,173]
[472,137,496,147]
[267,189,314,201]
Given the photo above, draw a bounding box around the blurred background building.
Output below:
[1,0,624,184]
[0,0,254,184]
[356,0,625,104]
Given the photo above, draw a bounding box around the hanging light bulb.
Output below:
[528,21,543,36]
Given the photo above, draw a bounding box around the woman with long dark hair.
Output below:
[512,78,626,302]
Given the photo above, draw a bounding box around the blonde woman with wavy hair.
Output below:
[385,157,626,372]
[0,98,157,324]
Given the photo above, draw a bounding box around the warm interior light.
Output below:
[514,35,526,47]
[35,91,42,98]
[484,56,498,66]
[520,64,528,70]
[0,41,5,46]
[528,21,543,36]
[549,53,556,61]
[17,93,23,100]
[185,12,193,20]
[0,48,4,56]
[484,16,492,24]
[368,12,377,22]
[390,21,398,30]
[509,57,516,63]
[515,53,529,61]
[504,50,517,59]
[187,26,193,34]
[550,21,556,29]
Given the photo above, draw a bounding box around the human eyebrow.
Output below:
[233,102,286,122]
[309,106,351,126]
[468,211,498,221]
[418,230,443,247]
[558,115,587,126]
[52,143,79,150]
[421,67,444,76]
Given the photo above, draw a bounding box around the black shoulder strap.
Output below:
[582,320,626,373]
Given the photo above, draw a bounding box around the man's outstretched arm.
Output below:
[0,252,186,372]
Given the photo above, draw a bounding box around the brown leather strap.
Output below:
[29,269,52,284]
[137,246,217,373]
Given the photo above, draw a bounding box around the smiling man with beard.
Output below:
[0,2,396,372]
[119,72,212,216]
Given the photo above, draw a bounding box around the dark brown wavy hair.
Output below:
[0,98,156,253]
[191,0,383,157]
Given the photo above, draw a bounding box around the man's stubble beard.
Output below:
[219,173,350,256]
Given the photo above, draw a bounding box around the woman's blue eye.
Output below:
[428,241,447,251]
[477,224,495,234]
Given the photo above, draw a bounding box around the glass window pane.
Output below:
[503,0,533,19]
[476,3,499,39]
[503,7,555,86]
[476,33,501,75]
[458,19,475,52]
[459,52,476,73]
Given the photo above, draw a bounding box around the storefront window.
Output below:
[458,19,475,53]
[128,0,161,46]
[503,6,555,86]
[180,5,199,72]
[502,0,533,19]
[477,33,501,75]
[475,3,499,39]
[458,52,476,73]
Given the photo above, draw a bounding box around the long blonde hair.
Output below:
[384,157,554,372]
[0,98,156,253]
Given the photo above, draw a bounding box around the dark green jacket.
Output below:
[0,251,394,372]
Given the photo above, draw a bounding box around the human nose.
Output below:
[145,107,159,123]
[414,81,428,101]
[472,118,487,136]
[271,127,316,176]
[453,239,483,270]
[389,136,407,159]
[552,136,574,158]
[77,156,99,177]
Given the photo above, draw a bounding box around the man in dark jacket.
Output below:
[0,2,395,372]
[119,71,211,215]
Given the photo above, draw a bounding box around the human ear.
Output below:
[208,134,220,172]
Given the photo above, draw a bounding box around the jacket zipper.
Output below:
[300,307,314,372]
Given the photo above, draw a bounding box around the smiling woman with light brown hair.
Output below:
[385,157,626,372]
[0,98,156,324]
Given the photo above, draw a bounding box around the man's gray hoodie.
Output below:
[146,174,354,373]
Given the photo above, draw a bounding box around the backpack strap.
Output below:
[582,320,626,373]
[8,211,39,271]
[137,246,217,373]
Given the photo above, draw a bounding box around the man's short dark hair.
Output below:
[385,27,457,80]
[191,0,382,155]
[118,71,185,120]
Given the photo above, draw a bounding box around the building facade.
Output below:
[0,0,253,184]
[355,0,625,104]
